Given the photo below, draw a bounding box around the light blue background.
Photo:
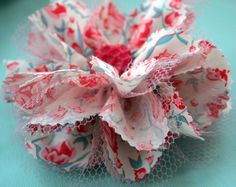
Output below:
[0,0,235,186]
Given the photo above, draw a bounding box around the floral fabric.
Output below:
[3,0,230,182]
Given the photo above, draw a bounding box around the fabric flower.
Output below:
[3,0,230,182]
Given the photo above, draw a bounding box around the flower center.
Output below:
[94,45,132,75]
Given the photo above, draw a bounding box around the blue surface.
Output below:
[0,0,236,186]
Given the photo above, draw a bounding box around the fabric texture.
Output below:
[3,0,230,182]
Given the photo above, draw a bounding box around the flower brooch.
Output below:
[3,0,230,182]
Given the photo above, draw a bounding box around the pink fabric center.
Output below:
[94,45,132,75]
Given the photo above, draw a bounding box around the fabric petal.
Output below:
[157,83,203,139]
[4,70,111,126]
[173,70,230,129]
[90,57,157,97]
[26,11,90,71]
[125,0,194,51]
[129,30,229,98]
[131,28,230,130]
[102,124,162,181]
[83,0,126,50]
[99,90,169,151]
[133,29,193,64]
[26,119,96,172]
[30,1,92,56]
[171,42,230,128]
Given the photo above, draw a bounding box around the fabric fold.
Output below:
[102,123,162,181]
[99,90,169,151]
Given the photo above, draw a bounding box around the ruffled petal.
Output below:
[30,1,92,57]
[90,57,158,97]
[26,119,96,172]
[102,124,162,181]
[83,0,126,50]
[133,29,193,64]
[125,0,194,51]
[25,24,89,70]
[99,90,169,151]
[4,69,111,126]
[159,83,203,139]
[171,41,230,128]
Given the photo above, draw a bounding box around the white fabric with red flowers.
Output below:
[3,0,230,182]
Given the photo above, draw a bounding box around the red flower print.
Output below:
[129,19,153,49]
[71,42,83,54]
[169,0,183,10]
[162,96,172,114]
[115,156,123,169]
[84,24,106,50]
[79,75,98,88]
[165,11,181,27]
[215,68,229,84]
[129,8,138,17]
[207,68,229,85]
[41,141,75,165]
[26,142,32,150]
[102,122,118,154]
[34,65,48,72]
[16,82,43,110]
[94,45,132,75]
[189,45,197,52]
[46,3,67,17]
[198,40,216,55]
[218,93,230,101]
[207,102,227,118]
[69,64,79,70]
[67,27,75,41]
[154,49,178,60]
[101,2,125,33]
[6,61,19,71]
[49,105,68,119]
[206,69,221,81]
[28,124,39,135]
[75,122,88,133]
[42,74,54,84]
[4,74,25,84]
[190,99,199,107]
[134,168,147,180]
[145,156,154,165]
[45,87,55,99]
[173,92,186,110]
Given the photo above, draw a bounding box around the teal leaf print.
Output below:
[73,136,89,150]
[54,21,66,33]
[40,12,48,27]
[175,114,189,128]
[76,24,84,48]
[67,4,88,19]
[153,7,162,18]
[157,34,174,45]
[129,155,143,169]
[176,32,189,45]
[177,115,188,125]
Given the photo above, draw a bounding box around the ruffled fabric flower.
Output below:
[3,0,230,181]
